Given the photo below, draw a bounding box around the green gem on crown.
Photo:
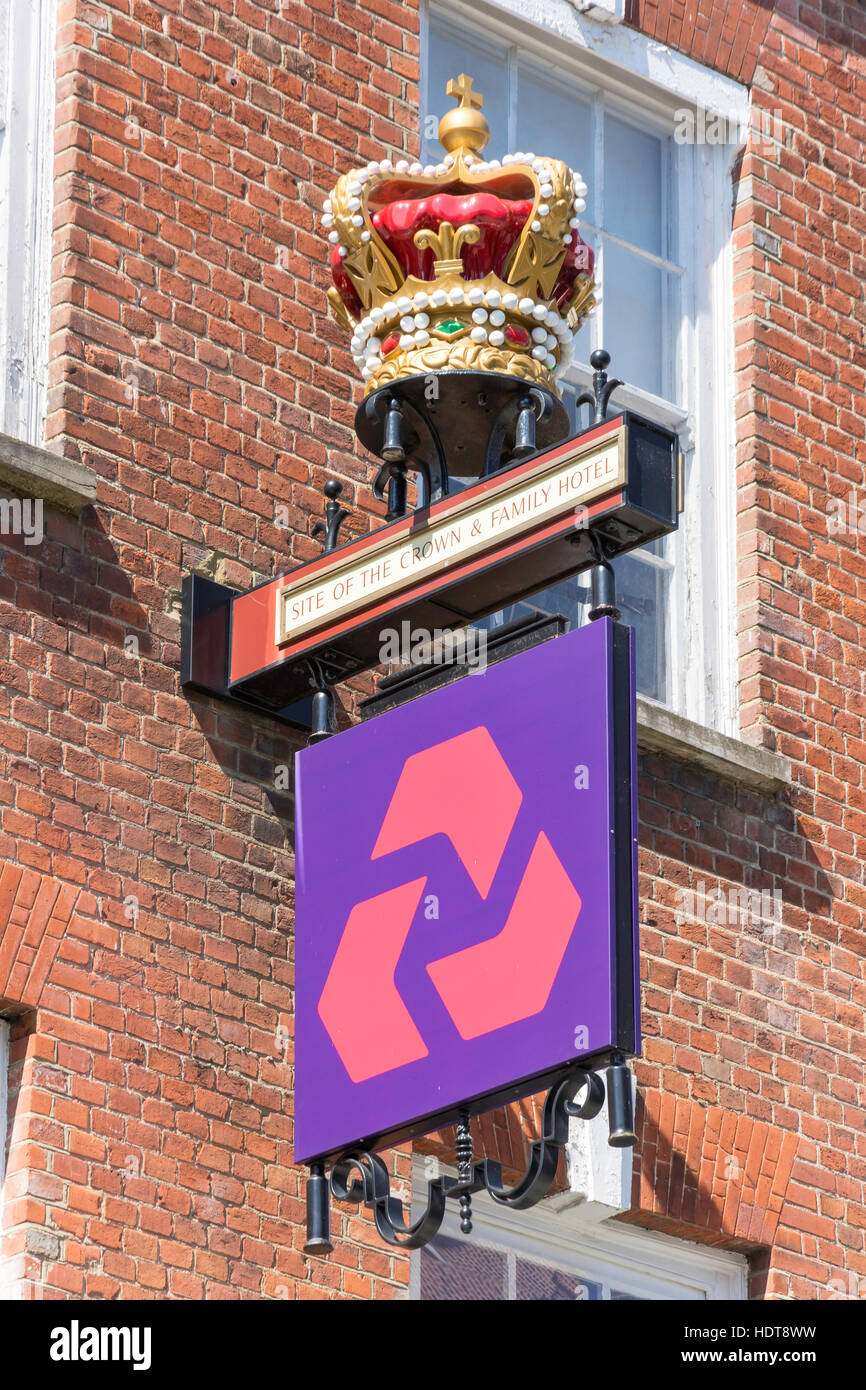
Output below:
[436,319,465,336]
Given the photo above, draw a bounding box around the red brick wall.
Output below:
[625,0,775,82]
[1,0,420,1299]
[1,0,865,1301]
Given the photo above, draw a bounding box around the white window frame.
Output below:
[0,1018,9,1194]
[0,0,56,446]
[410,1156,748,1300]
[421,0,748,735]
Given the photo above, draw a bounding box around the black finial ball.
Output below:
[324,479,343,499]
[590,348,611,371]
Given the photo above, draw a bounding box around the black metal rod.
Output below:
[303,1162,334,1253]
[588,557,621,623]
[308,686,334,743]
[606,1054,637,1148]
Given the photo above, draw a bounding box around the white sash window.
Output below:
[422,2,749,733]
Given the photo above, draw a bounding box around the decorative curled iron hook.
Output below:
[574,348,622,425]
[315,1063,621,1252]
[330,1151,448,1249]
[312,479,350,554]
[476,1068,604,1210]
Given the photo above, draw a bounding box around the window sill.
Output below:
[636,696,792,793]
[0,432,97,514]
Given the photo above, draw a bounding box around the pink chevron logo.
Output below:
[317,727,582,1082]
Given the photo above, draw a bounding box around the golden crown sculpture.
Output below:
[321,74,596,398]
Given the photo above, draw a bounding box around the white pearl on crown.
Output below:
[518,297,534,315]
[382,301,397,317]
[414,329,430,345]
[540,183,553,198]
[470,326,487,342]
[502,293,519,310]
[412,291,429,310]
[471,308,488,324]
[321,213,333,228]
[431,289,448,307]
[531,326,547,343]
[447,286,464,305]
[489,309,505,326]
[531,221,541,232]
[538,204,550,217]
[361,230,371,242]
[489,330,505,346]
[563,233,572,244]
[396,296,412,312]
[400,315,414,332]
[395,160,409,173]
[414,312,430,329]
[328,231,339,243]
[531,345,547,360]
[569,216,580,228]
[399,333,414,348]
[485,289,501,307]
[370,306,385,323]
[532,304,547,320]
[351,215,363,227]
[468,287,485,305]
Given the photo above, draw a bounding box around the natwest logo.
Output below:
[317,727,582,1082]
[293,619,636,1164]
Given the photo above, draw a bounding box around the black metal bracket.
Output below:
[302,1057,636,1255]
[311,479,350,554]
[304,657,340,744]
[575,348,624,624]
[574,348,623,426]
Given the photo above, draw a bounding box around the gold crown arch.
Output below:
[321,75,597,398]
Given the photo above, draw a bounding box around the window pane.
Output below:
[605,113,663,256]
[612,550,670,703]
[418,1234,507,1300]
[426,21,508,162]
[602,241,667,397]
[516,66,594,222]
[516,1259,603,1300]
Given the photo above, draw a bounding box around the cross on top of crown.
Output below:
[446,73,483,111]
[438,74,489,155]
